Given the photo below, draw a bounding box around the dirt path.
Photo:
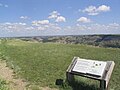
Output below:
[0,60,28,90]
[0,60,58,90]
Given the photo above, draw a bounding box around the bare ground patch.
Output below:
[0,60,58,90]
[0,60,29,90]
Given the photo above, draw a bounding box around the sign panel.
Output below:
[72,58,107,77]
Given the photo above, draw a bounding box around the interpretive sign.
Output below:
[72,58,107,77]
[66,57,115,90]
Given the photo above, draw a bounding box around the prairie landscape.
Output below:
[0,38,120,90]
[0,0,120,90]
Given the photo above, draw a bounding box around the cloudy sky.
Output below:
[0,0,120,37]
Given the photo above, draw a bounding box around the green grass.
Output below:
[0,39,120,90]
[0,78,9,90]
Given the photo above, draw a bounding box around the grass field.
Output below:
[0,78,8,90]
[0,39,120,90]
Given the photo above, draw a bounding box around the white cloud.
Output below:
[3,22,27,26]
[35,23,61,30]
[25,26,34,30]
[4,5,8,8]
[97,5,110,12]
[20,16,29,19]
[37,27,46,30]
[109,23,119,27]
[48,11,60,19]
[19,23,26,25]
[83,6,99,15]
[0,3,8,8]
[77,17,91,23]
[56,16,66,22]
[76,24,88,30]
[0,22,120,36]
[38,20,49,24]
[76,23,120,31]
[32,20,61,30]
[32,20,49,26]
[0,22,28,32]
[82,5,110,15]
[48,11,66,23]
[0,3,3,7]
[62,23,120,35]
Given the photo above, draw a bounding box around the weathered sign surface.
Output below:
[72,58,107,77]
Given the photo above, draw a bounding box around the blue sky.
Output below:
[0,0,120,37]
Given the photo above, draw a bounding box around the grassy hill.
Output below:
[0,39,120,90]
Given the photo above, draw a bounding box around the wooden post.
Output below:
[66,57,77,84]
[100,61,115,90]
[66,72,75,84]
[104,61,115,88]
[100,80,106,90]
